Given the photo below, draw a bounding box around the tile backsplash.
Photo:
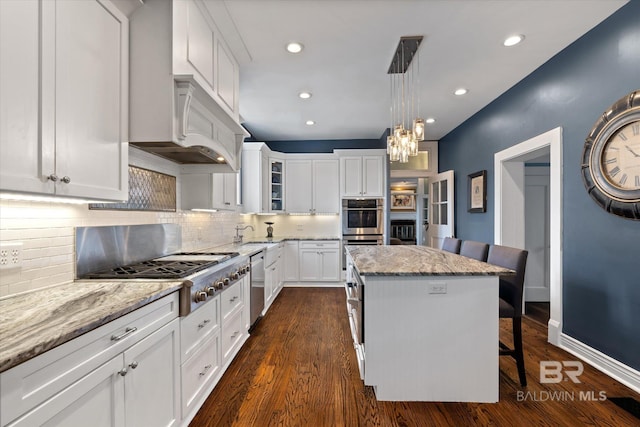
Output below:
[0,198,243,297]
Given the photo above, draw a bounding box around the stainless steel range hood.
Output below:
[129,75,249,172]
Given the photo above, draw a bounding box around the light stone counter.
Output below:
[0,280,183,373]
[346,245,513,276]
[209,236,341,257]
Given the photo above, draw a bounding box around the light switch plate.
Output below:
[428,281,447,294]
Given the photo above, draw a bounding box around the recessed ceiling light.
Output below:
[426,118,436,124]
[454,88,468,96]
[503,34,525,47]
[298,91,312,99]
[305,120,315,126]
[216,156,225,162]
[286,42,303,53]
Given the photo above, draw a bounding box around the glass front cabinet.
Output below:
[269,159,284,212]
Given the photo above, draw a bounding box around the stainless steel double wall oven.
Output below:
[341,198,384,267]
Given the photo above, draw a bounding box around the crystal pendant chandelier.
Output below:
[387,36,424,163]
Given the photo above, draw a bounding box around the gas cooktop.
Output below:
[81,252,240,280]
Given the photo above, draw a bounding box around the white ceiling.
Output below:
[214,0,628,142]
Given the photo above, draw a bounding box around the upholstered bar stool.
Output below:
[459,240,489,262]
[487,244,529,386]
[441,237,462,254]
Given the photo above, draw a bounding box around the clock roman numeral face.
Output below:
[602,120,640,190]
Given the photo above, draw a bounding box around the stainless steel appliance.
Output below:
[76,225,249,316]
[342,198,384,235]
[342,198,384,268]
[249,251,265,330]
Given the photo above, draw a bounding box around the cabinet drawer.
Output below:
[180,296,219,361]
[0,293,178,426]
[221,282,243,321]
[221,310,244,362]
[299,240,339,249]
[181,332,220,417]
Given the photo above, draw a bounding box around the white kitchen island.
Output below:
[345,245,513,403]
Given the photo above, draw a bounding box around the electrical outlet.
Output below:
[428,282,447,294]
[0,242,23,270]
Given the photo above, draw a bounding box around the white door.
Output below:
[124,319,180,427]
[285,160,312,213]
[362,156,384,197]
[427,170,455,248]
[6,356,124,427]
[340,157,363,197]
[524,169,550,301]
[53,0,128,200]
[313,160,340,213]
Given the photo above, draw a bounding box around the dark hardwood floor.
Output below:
[190,288,640,427]
[525,302,550,326]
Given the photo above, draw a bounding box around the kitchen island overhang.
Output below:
[345,245,514,403]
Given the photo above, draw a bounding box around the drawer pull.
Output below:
[198,319,211,329]
[230,331,240,339]
[199,364,212,377]
[111,326,137,341]
[229,296,239,303]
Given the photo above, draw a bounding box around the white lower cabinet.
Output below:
[6,357,124,427]
[283,241,299,282]
[180,331,220,418]
[298,241,340,282]
[179,296,220,419]
[2,294,181,427]
[122,319,181,427]
[264,243,284,312]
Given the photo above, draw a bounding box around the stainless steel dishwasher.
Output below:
[249,250,265,331]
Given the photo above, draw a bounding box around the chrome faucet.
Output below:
[233,225,255,243]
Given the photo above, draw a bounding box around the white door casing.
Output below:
[494,127,562,345]
[427,170,455,248]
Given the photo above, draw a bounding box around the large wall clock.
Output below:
[581,90,640,220]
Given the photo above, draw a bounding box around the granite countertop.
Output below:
[0,280,183,373]
[346,245,514,276]
[209,236,341,256]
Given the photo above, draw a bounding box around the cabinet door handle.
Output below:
[61,176,71,184]
[118,368,128,376]
[111,326,137,341]
[129,361,138,369]
[199,364,212,377]
[47,174,58,182]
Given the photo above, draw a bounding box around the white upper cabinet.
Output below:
[338,152,385,198]
[285,157,339,214]
[0,0,128,201]
[128,0,245,171]
[181,172,237,211]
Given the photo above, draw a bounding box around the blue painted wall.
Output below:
[439,2,640,370]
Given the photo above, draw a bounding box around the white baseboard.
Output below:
[547,318,561,346]
[560,333,640,394]
[283,282,342,288]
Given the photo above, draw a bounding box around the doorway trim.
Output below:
[494,127,563,346]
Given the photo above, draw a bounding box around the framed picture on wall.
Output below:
[391,192,416,211]
[468,170,487,213]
